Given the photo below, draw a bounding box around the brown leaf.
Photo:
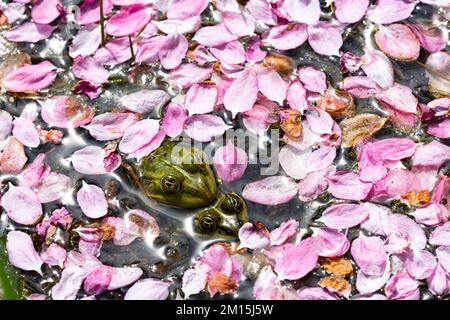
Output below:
[319,276,351,296]
[278,108,303,139]
[316,86,355,119]
[340,113,387,148]
[322,257,354,278]
[263,53,295,75]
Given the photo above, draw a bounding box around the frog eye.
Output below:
[161,176,180,193]
[200,214,218,233]
[221,193,244,214]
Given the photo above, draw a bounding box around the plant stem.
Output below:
[129,35,135,61]
[99,0,106,47]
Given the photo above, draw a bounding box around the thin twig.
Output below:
[129,35,135,61]
[99,0,106,47]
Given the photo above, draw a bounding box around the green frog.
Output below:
[123,140,248,238]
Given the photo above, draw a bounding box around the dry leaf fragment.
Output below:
[401,190,431,207]
[319,276,351,296]
[316,86,355,119]
[208,272,237,295]
[322,256,354,278]
[340,113,387,147]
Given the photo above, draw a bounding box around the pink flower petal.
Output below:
[154,16,201,35]
[124,278,170,300]
[193,24,238,47]
[246,0,277,25]
[4,61,57,92]
[73,56,109,85]
[312,227,350,257]
[184,83,218,115]
[35,172,71,203]
[70,146,117,175]
[167,0,208,20]
[94,37,135,66]
[429,222,450,246]
[383,214,427,253]
[269,219,299,246]
[213,143,248,183]
[298,67,327,95]
[253,265,290,300]
[242,176,298,205]
[0,2,25,24]
[410,202,449,226]
[297,287,339,300]
[274,238,318,280]
[107,267,144,291]
[119,119,160,154]
[367,0,418,25]
[162,103,188,138]
[308,147,336,172]
[51,267,89,300]
[181,264,208,298]
[7,230,43,274]
[283,0,320,25]
[279,145,311,180]
[318,203,369,229]
[105,4,152,37]
[77,182,108,219]
[412,140,450,170]
[223,69,258,117]
[355,263,391,294]
[0,110,12,142]
[265,23,308,51]
[210,40,246,65]
[103,217,140,246]
[159,33,188,70]
[18,153,49,189]
[427,117,450,139]
[1,185,42,225]
[306,107,334,135]
[69,25,102,58]
[287,80,308,113]
[436,246,450,274]
[307,22,344,56]
[351,233,388,276]
[40,96,95,128]
[406,249,437,280]
[334,0,369,23]
[298,166,335,202]
[119,89,170,114]
[6,22,56,43]
[427,263,450,296]
[375,24,421,61]
[222,11,255,37]
[340,76,382,98]
[385,272,420,300]
[12,116,40,148]
[126,128,165,160]
[327,171,373,200]
[0,137,27,174]
[370,169,420,199]
[31,0,61,24]
[255,65,287,105]
[40,243,67,268]
[83,112,138,141]
[361,50,394,89]
[406,23,447,53]
[78,0,113,25]
[168,63,213,89]
[184,114,231,142]
[83,266,113,296]
[238,222,270,250]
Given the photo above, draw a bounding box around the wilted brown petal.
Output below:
[340,113,387,148]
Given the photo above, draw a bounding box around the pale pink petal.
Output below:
[183,114,231,142]
[242,104,271,135]
[36,172,71,203]
[406,23,447,53]
[253,266,287,300]
[298,166,335,202]
[370,169,420,200]
[1,185,42,225]
[245,36,266,64]
[77,182,108,219]
[69,25,102,58]
[269,219,299,246]
[168,63,213,89]
[312,227,350,257]
[246,0,277,25]
[105,4,152,37]
[373,137,417,161]
[436,246,450,274]
[18,153,49,189]
[265,23,308,51]
[306,107,334,136]
[6,22,56,43]
[222,11,255,37]
[107,267,144,290]
[167,0,208,19]
[278,145,311,180]
[351,234,388,276]
[334,0,369,23]
[297,287,339,300]
[7,230,43,274]
[375,24,421,61]
[283,0,320,25]
[73,56,109,86]
[242,176,298,205]
[83,266,113,296]
[119,89,169,114]
[429,222,450,246]
[223,69,258,117]
[255,65,287,105]
[128,128,165,160]
[355,263,391,294]
[367,0,418,24]
[405,249,437,280]
[274,238,318,280]
[0,2,25,24]
[12,117,40,148]
[51,267,89,300]
[103,217,140,246]
[4,61,57,92]
[238,222,270,250]
[182,264,208,298]
[40,243,67,268]
[213,143,248,183]
[308,147,336,172]
[427,118,450,139]
[210,40,246,65]
[70,146,118,175]
[410,203,449,226]
[361,50,394,89]
[357,143,386,183]
[340,76,382,98]
[385,272,420,300]
[298,67,327,94]
[158,33,188,70]
[383,214,427,253]
[184,83,218,115]
[307,22,343,56]
[83,112,138,141]
[40,96,94,129]
[27,294,48,300]
[287,80,308,113]
[162,103,187,138]
[154,16,201,35]
[412,140,450,170]
[427,263,450,296]
[31,0,61,24]
[124,278,170,300]
[0,137,27,174]
[318,203,369,229]
[193,24,238,47]
[327,171,373,200]
[0,110,12,142]
[119,119,160,154]
[78,0,113,25]
[94,37,135,66]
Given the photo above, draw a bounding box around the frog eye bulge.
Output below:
[221,193,244,214]
[200,214,218,233]
[160,176,180,193]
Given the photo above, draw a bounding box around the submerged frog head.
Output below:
[123,140,217,209]
[193,192,248,239]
